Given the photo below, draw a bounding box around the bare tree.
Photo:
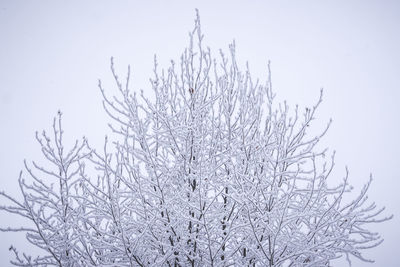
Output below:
[0,10,392,267]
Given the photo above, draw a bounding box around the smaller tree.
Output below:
[1,113,91,266]
[0,10,392,267]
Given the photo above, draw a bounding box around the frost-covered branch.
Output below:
[0,9,391,267]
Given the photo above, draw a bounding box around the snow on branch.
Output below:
[0,10,391,267]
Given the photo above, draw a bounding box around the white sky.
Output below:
[0,1,399,266]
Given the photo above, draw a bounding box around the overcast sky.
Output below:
[0,1,399,266]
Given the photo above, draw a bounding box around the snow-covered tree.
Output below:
[0,10,392,267]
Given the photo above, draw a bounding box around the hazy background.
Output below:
[0,1,399,266]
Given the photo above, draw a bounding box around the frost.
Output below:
[0,10,391,267]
